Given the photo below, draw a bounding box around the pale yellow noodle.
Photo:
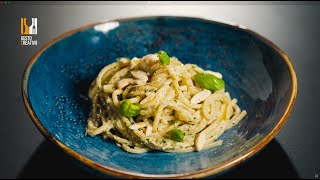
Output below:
[86,53,247,153]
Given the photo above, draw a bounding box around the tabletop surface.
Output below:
[0,1,319,179]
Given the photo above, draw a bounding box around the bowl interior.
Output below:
[25,17,294,176]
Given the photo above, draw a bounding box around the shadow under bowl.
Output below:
[22,16,297,178]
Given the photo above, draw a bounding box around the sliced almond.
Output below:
[129,122,147,130]
[130,57,140,69]
[131,70,148,82]
[195,132,206,151]
[190,89,211,104]
[205,70,223,79]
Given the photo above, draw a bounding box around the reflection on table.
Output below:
[18,139,299,179]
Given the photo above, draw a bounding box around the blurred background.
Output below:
[0,1,319,178]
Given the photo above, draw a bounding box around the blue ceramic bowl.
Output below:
[22,16,297,178]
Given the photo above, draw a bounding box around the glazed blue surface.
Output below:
[26,17,293,176]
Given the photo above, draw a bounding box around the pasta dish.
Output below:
[86,51,247,153]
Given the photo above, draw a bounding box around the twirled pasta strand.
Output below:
[86,54,247,153]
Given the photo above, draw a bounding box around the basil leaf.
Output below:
[120,100,141,117]
[194,73,225,91]
[157,50,170,65]
[170,129,185,142]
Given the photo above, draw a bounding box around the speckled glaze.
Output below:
[22,16,297,178]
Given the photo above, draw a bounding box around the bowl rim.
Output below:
[22,15,298,179]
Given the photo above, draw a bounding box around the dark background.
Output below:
[1,1,319,179]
